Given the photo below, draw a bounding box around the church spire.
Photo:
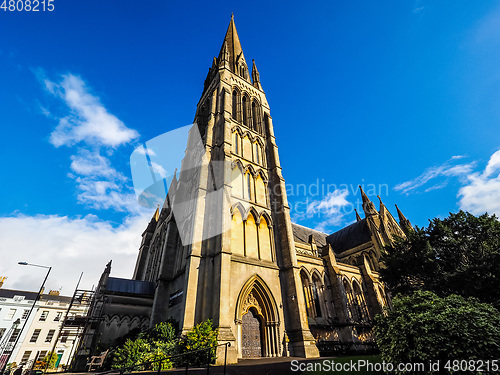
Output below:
[359,185,378,217]
[252,59,262,90]
[217,14,250,79]
[395,204,413,234]
[354,208,362,222]
[377,195,388,218]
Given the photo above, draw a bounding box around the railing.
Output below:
[99,342,231,375]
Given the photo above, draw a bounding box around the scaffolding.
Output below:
[67,288,104,371]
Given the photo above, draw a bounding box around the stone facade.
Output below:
[93,16,413,364]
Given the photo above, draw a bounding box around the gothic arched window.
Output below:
[353,281,369,322]
[300,271,314,318]
[252,101,261,133]
[234,132,240,154]
[254,143,260,164]
[312,274,325,318]
[232,91,238,120]
[242,96,248,126]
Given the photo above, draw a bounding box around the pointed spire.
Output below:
[377,195,388,217]
[355,208,362,222]
[154,204,160,222]
[252,59,262,90]
[219,40,229,68]
[359,185,378,217]
[218,14,249,78]
[395,204,413,234]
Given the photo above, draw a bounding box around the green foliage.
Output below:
[375,291,500,373]
[381,211,500,308]
[111,321,177,370]
[176,319,219,367]
[41,352,58,369]
[111,338,151,370]
[110,320,218,370]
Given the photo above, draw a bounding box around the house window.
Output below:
[45,329,55,343]
[8,329,20,343]
[5,309,16,320]
[37,351,47,361]
[60,330,69,343]
[21,351,32,363]
[30,329,41,343]
[22,310,30,320]
[0,328,6,340]
[54,312,62,322]
[39,311,49,321]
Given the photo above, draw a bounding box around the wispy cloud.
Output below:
[396,148,500,217]
[458,149,500,215]
[43,74,139,148]
[0,72,152,292]
[301,189,351,232]
[39,72,142,213]
[412,0,425,14]
[394,157,475,195]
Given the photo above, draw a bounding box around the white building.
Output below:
[0,289,86,371]
[0,290,39,369]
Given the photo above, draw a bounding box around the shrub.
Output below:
[176,319,219,367]
[111,338,151,370]
[375,290,500,374]
[111,321,178,370]
[42,352,58,369]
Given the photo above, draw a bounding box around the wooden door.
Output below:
[241,308,262,358]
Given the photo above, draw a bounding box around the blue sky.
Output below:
[2,0,500,292]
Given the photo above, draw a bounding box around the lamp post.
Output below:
[0,263,51,375]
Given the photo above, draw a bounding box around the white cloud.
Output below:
[70,149,120,178]
[36,72,144,213]
[68,149,141,212]
[45,74,139,148]
[151,162,167,179]
[395,158,475,195]
[0,212,150,293]
[303,189,351,232]
[459,149,500,215]
[133,145,156,157]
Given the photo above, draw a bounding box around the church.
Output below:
[78,15,413,366]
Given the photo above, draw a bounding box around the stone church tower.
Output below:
[132,15,320,362]
[81,15,414,367]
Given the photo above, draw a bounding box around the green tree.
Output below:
[176,319,219,367]
[111,338,151,370]
[41,352,58,369]
[111,321,178,370]
[375,291,500,374]
[381,211,500,308]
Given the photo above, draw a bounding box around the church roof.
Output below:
[326,219,372,254]
[291,223,328,247]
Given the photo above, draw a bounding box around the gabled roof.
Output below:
[291,223,328,247]
[326,219,372,254]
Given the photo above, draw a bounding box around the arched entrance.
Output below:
[235,275,280,358]
[241,308,263,358]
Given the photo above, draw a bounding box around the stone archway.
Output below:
[235,275,280,358]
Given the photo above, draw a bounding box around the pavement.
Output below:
[64,357,325,375]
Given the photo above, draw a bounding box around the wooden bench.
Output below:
[86,350,108,372]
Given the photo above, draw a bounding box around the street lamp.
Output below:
[0,263,52,374]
